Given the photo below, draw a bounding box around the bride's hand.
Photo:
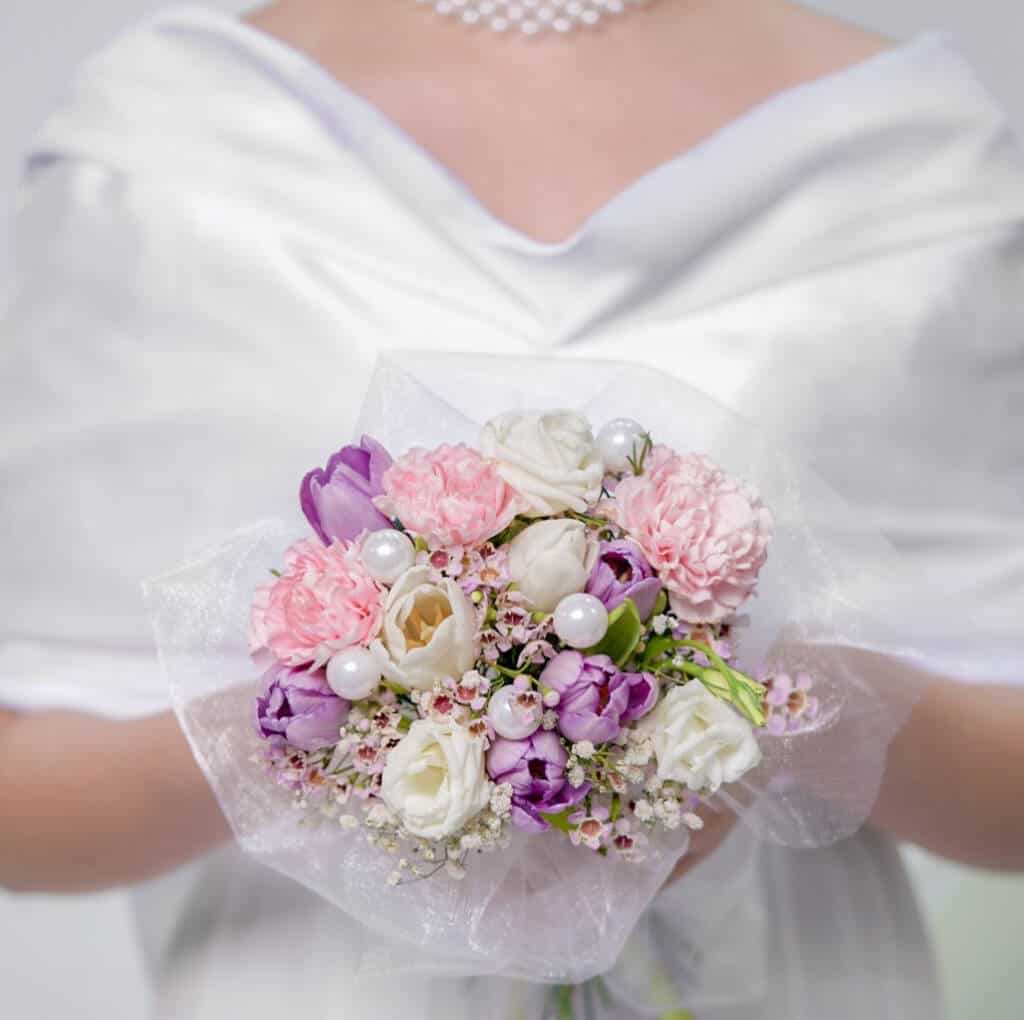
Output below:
[871,679,1024,871]
[0,709,230,894]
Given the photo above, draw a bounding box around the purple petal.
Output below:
[327,446,374,495]
[528,729,570,768]
[557,709,622,744]
[487,737,530,780]
[510,803,552,834]
[285,699,349,752]
[625,578,663,622]
[620,672,659,723]
[360,435,394,492]
[299,467,331,544]
[540,651,584,694]
[314,478,393,543]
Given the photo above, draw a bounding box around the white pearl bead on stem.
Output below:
[326,647,382,701]
[360,529,416,585]
[596,417,647,474]
[553,593,609,649]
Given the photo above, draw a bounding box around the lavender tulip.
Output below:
[585,539,662,622]
[487,730,590,833]
[541,652,657,744]
[254,663,349,752]
[620,671,659,723]
[300,435,394,544]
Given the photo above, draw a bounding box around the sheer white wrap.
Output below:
[143,351,941,990]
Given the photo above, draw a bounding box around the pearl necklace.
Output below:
[416,0,650,36]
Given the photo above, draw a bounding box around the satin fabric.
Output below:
[2,4,1022,1017]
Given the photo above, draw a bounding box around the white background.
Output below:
[2,2,1023,1017]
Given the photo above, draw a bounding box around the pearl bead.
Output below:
[487,685,543,740]
[597,417,647,474]
[360,530,415,584]
[553,593,609,649]
[326,647,382,701]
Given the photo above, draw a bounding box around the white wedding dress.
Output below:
[2,5,1022,1018]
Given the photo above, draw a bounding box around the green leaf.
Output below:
[586,598,644,667]
[667,639,766,728]
[651,588,668,619]
[490,516,531,547]
[697,669,732,700]
[539,809,576,834]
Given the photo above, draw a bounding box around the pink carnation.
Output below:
[376,444,519,548]
[250,538,385,667]
[612,452,773,623]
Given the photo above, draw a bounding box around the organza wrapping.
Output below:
[144,353,940,995]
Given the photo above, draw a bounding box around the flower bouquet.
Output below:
[145,353,927,993]
[252,408,779,879]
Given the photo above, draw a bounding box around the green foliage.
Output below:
[586,598,644,667]
[539,809,575,834]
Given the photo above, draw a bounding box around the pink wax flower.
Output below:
[612,451,774,624]
[250,537,385,668]
[376,443,519,548]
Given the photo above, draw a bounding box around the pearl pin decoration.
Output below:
[597,417,647,474]
[360,529,416,585]
[327,646,383,700]
[553,593,609,649]
[415,0,650,36]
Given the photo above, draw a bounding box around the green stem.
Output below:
[566,510,613,529]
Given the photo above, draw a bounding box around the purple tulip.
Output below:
[541,652,657,744]
[300,436,394,544]
[620,671,659,723]
[585,539,662,622]
[487,730,590,833]
[254,663,349,752]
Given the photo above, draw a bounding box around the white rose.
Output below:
[373,566,478,691]
[481,410,604,517]
[381,719,492,840]
[508,519,599,613]
[640,681,761,794]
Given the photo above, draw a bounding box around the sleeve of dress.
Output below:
[823,221,1024,689]
[0,154,195,718]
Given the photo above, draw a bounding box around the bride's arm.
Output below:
[870,680,1024,871]
[0,708,229,893]
[665,676,1024,887]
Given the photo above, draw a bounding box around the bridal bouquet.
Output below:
[146,353,922,994]
[249,412,798,883]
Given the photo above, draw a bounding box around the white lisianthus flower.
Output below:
[507,519,599,613]
[639,681,761,794]
[480,410,604,516]
[373,566,478,691]
[381,719,492,840]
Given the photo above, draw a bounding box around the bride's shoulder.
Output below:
[757,2,898,81]
[21,6,317,181]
